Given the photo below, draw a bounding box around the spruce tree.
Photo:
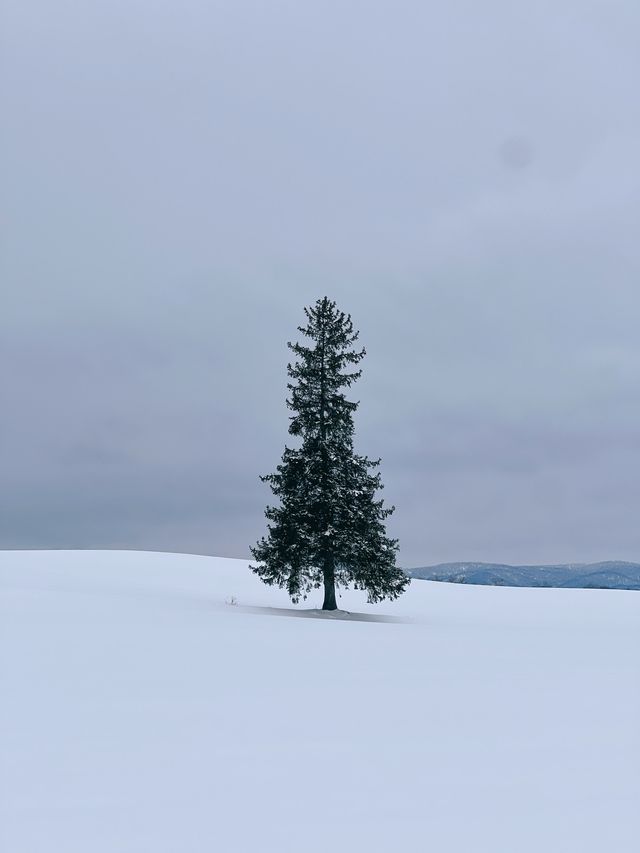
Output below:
[250,297,409,610]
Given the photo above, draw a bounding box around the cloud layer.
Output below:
[3,1,640,565]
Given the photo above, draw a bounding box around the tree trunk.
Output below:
[319,309,336,612]
[322,557,337,610]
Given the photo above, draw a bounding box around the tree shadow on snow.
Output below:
[232,603,406,623]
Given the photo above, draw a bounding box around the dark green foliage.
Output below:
[250,297,409,610]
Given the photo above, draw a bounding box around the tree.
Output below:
[250,297,409,610]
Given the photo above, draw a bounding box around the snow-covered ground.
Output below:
[1,550,638,853]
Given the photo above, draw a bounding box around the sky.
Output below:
[2,0,640,567]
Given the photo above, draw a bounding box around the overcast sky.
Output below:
[2,0,640,566]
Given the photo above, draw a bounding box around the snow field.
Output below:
[1,550,638,852]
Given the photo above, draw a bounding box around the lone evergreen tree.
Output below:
[250,297,409,610]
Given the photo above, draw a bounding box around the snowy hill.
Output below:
[408,560,640,590]
[1,550,638,853]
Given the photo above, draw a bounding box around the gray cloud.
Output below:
[2,1,640,565]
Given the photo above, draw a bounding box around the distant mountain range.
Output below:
[406,561,640,591]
